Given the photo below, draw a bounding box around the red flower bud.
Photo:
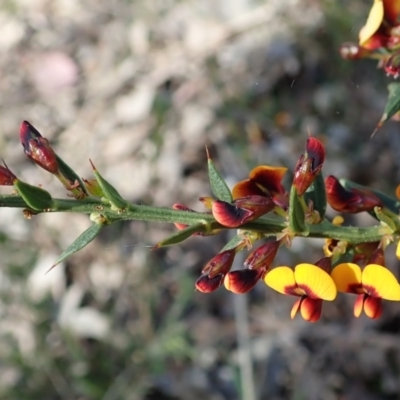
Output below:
[384,51,400,78]
[293,137,325,196]
[212,196,274,228]
[196,274,224,293]
[244,240,280,271]
[325,175,381,213]
[224,268,264,294]
[212,200,254,228]
[202,249,236,278]
[0,161,17,185]
[20,121,59,174]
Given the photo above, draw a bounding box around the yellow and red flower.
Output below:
[359,0,400,49]
[264,262,337,322]
[331,262,400,319]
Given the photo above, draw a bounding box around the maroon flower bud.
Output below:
[0,161,17,185]
[325,175,381,213]
[202,249,236,278]
[196,274,224,293]
[384,51,400,78]
[20,121,59,174]
[293,137,325,196]
[212,195,274,228]
[224,268,264,294]
[244,240,280,271]
[212,199,253,228]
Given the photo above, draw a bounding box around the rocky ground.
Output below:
[1,0,400,399]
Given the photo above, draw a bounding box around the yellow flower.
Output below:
[264,263,337,322]
[331,263,400,319]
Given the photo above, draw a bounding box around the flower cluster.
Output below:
[2,120,400,323]
[340,0,400,77]
[170,136,400,322]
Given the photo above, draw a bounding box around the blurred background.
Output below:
[1,0,400,399]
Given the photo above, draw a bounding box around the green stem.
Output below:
[0,194,393,245]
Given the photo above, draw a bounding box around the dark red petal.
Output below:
[224,268,264,294]
[202,249,236,278]
[300,297,323,322]
[233,195,275,219]
[363,296,383,319]
[244,240,280,271]
[232,180,268,199]
[306,137,325,171]
[212,200,253,228]
[325,175,381,213]
[249,166,287,195]
[0,162,17,186]
[195,274,223,293]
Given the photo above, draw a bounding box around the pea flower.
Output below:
[331,262,400,319]
[264,261,337,322]
[232,165,288,209]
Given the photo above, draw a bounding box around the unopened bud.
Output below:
[244,240,280,271]
[0,161,17,185]
[224,268,264,294]
[20,121,59,174]
[293,137,325,196]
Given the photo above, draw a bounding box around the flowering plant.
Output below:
[2,117,400,323]
[2,1,400,323]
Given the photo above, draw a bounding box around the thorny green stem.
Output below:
[0,194,393,245]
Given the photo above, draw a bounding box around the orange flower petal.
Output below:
[383,0,400,25]
[362,264,400,300]
[264,266,296,295]
[300,297,322,322]
[396,184,400,201]
[290,298,302,319]
[294,263,337,301]
[331,263,363,294]
[353,294,365,317]
[363,295,382,319]
[359,0,384,45]
[232,180,266,199]
[249,166,287,194]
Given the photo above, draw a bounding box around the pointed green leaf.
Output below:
[221,234,244,251]
[14,179,53,210]
[304,172,326,219]
[288,185,308,234]
[90,160,127,209]
[153,223,206,248]
[374,82,400,133]
[207,149,232,203]
[50,223,103,270]
[55,154,89,197]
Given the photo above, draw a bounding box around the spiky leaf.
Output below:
[207,149,232,203]
[50,223,103,270]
